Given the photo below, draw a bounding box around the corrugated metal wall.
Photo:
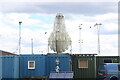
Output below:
[72,54,96,79]
[19,54,46,78]
[0,54,119,79]
[1,56,19,79]
[0,57,2,80]
[46,54,71,76]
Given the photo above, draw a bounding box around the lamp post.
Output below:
[94,23,102,55]
[18,21,22,79]
[79,24,82,54]
[31,38,33,54]
[19,21,22,55]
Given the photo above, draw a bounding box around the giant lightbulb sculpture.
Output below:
[48,13,72,53]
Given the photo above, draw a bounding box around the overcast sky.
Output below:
[0,1,118,56]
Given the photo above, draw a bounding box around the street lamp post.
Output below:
[19,21,22,55]
[94,23,102,55]
[79,24,82,54]
[18,21,22,79]
[31,38,33,54]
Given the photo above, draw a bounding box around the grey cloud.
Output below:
[0,2,118,15]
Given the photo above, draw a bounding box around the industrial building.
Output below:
[0,53,120,80]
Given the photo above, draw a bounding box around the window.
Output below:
[78,59,88,68]
[28,61,35,69]
[104,60,112,63]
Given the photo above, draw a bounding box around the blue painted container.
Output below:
[1,56,19,79]
[46,54,71,76]
[0,56,2,80]
[19,54,46,78]
[0,54,72,79]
